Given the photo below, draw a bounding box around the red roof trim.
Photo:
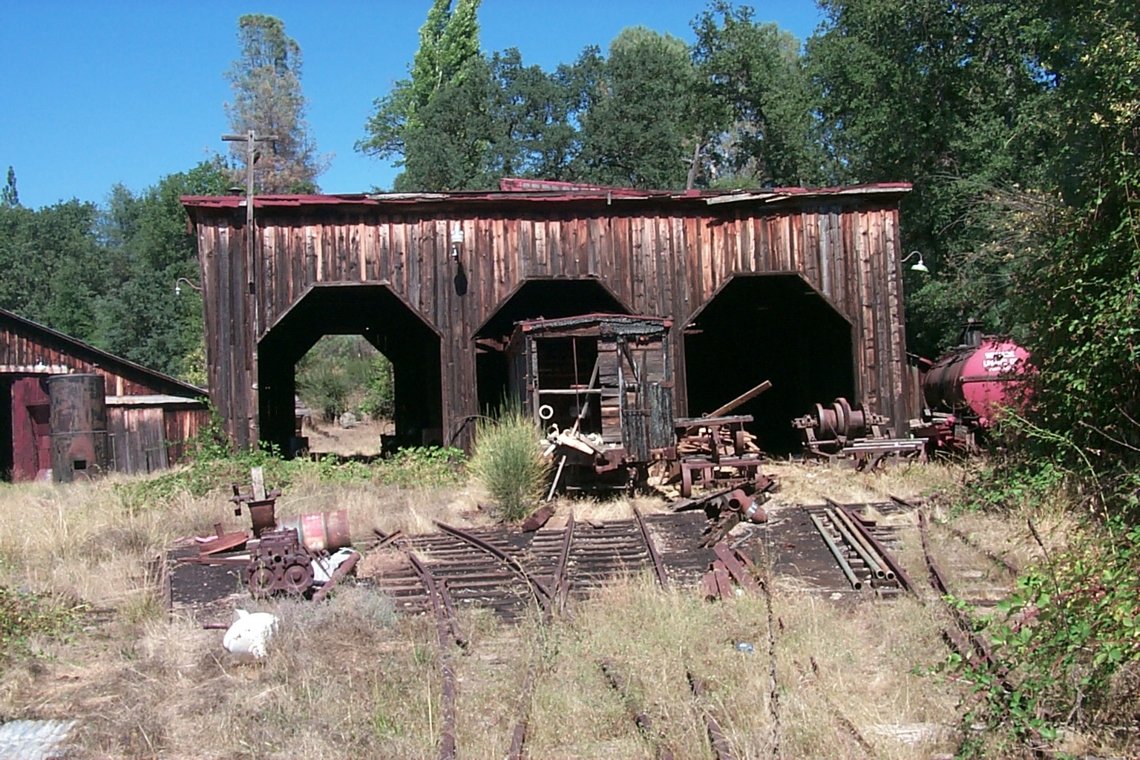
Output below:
[181,181,911,210]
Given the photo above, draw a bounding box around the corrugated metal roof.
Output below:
[181,180,912,211]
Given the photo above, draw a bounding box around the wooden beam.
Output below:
[705,380,772,418]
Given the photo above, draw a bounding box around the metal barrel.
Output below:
[279,509,351,552]
[48,374,109,483]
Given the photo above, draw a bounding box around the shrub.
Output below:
[0,586,80,661]
[467,408,551,521]
[374,446,466,488]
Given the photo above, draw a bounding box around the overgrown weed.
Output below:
[467,407,551,521]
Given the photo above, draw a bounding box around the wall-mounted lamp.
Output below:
[175,277,202,296]
[450,225,465,262]
[901,250,929,273]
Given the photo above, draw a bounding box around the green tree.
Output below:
[0,199,105,339]
[94,160,229,379]
[1,167,17,208]
[806,0,1053,354]
[692,3,826,187]
[575,28,700,189]
[359,0,485,190]
[225,14,325,193]
[1005,0,1140,497]
[483,48,586,181]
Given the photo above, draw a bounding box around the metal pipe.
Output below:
[824,508,885,579]
[831,505,895,581]
[841,506,916,593]
[809,513,863,591]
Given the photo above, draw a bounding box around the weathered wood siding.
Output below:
[187,190,913,449]
[0,310,209,477]
[1,323,159,396]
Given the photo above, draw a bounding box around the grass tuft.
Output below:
[467,408,552,521]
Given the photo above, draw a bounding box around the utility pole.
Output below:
[222,130,277,448]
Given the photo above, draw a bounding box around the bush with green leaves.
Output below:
[0,586,80,661]
[374,446,465,488]
[953,520,1140,754]
[467,408,551,521]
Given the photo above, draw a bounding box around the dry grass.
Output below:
[0,458,1091,758]
[763,457,966,507]
[302,417,390,457]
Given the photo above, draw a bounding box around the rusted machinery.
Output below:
[230,482,352,598]
[793,397,924,467]
[246,529,315,597]
[176,469,355,599]
[792,397,892,456]
[508,313,773,498]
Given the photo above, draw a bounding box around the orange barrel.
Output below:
[280,509,351,552]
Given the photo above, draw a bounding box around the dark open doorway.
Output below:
[473,278,630,416]
[684,274,855,454]
[258,284,442,456]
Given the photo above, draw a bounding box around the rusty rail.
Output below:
[688,672,736,760]
[600,660,676,760]
[753,552,782,759]
[552,513,576,615]
[918,511,1002,670]
[404,548,459,759]
[506,662,539,760]
[507,514,578,759]
[633,506,669,588]
[435,521,552,609]
[895,494,1019,578]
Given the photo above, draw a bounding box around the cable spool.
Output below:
[538,404,555,421]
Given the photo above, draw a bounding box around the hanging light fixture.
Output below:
[901,250,929,273]
[450,224,465,262]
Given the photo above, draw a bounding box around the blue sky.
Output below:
[1,1,823,209]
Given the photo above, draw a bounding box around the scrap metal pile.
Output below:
[806,500,913,594]
[176,468,360,601]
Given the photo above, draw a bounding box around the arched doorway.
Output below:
[684,274,855,454]
[257,284,442,456]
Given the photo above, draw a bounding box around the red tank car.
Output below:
[913,323,1031,452]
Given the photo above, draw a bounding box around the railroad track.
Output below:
[369,511,710,621]
[360,498,936,758]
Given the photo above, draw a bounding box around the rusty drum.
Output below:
[48,374,110,483]
[279,509,351,553]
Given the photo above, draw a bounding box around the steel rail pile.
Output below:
[808,499,914,594]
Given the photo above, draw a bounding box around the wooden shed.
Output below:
[182,179,914,456]
[0,308,209,481]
